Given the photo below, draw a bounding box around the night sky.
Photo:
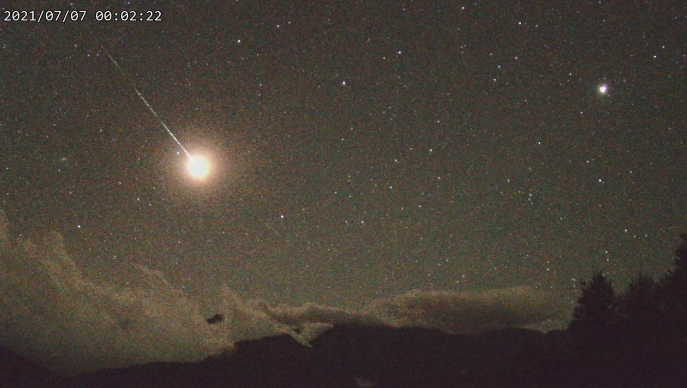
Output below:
[1,0,686,374]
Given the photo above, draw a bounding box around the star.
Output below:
[1,1,684,375]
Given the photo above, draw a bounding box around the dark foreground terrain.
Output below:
[5,236,687,387]
[3,322,687,388]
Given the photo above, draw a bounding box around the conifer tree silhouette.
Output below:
[620,274,657,318]
[661,234,687,305]
[655,234,687,357]
[569,271,622,356]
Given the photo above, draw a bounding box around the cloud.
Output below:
[265,302,381,326]
[258,287,562,339]
[0,212,564,375]
[368,287,562,334]
[259,302,385,342]
[0,221,235,375]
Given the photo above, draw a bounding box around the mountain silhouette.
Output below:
[0,343,72,388]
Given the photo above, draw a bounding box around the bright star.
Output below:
[598,84,608,95]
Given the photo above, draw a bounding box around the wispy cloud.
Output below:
[369,287,562,334]
[0,220,230,375]
[0,211,564,375]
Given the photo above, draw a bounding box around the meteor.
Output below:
[188,155,210,179]
[100,46,209,179]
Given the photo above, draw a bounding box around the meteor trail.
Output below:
[101,46,192,159]
[65,0,210,180]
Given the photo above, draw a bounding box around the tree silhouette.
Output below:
[618,273,658,330]
[568,235,687,382]
[614,272,661,370]
[569,272,617,335]
[660,234,687,306]
[653,234,687,362]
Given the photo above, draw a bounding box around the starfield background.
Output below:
[1,0,686,387]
